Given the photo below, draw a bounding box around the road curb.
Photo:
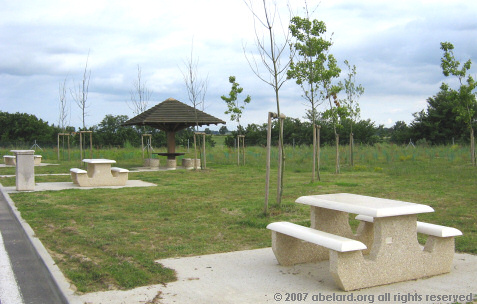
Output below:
[0,184,80,304]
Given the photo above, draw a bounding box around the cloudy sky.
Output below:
[1,0,476,131]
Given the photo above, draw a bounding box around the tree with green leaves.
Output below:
[317,52,343,174]
[287,10,331,181]
[440,41,477,166]
[340,60,364,166]
[221,76,251,166]
[221,76,251,134]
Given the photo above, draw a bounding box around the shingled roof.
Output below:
[123,98,225,132]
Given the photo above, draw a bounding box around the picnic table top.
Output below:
[295,193,434,217]
[82,159,116,164]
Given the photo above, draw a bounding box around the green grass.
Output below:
[1,144,476,293]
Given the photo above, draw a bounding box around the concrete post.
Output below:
[11,150,35,191]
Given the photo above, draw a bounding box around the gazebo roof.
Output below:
[122,98,225,132]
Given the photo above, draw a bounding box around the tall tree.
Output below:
[243,0,293,209]
[287,8,333,181]
[440,42,477,166]
[340,60,364,166]
[71,52,91,129]
[410,88,472,145]
[129,65,152,116]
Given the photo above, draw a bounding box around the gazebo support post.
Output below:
[202,133,206,169]
[167,132,176,154]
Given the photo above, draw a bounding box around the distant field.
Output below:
[211,134,226,147]
[1,144,476,293]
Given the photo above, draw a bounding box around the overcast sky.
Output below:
[1,0,476,131]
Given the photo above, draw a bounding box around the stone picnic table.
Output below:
[70,159,129,187]
[267,193,462,291]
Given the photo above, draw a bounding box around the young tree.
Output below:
[181,41,208,130]
[440,42,477,166]
[71,52,91,129]
[58,77,69,131]
[221,76,251,133]
[221,76,251,166]
[340,60,364,166]
[243,0,293,208]
[181,41,208,169]
[129,65,152,116]
[287,9,332,181]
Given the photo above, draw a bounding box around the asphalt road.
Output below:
[0,191,67,304]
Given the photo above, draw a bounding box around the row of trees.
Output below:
[1,108,476,150]
[224,117,377,147]
[0,112,214,149]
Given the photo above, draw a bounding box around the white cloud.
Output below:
[0,0,476,130]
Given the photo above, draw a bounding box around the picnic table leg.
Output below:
[422,235,457,276]
[311,206,374,255]
[331,214,429,290]
[311,207,355,238]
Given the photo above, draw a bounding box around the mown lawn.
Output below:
[1,145,476,293]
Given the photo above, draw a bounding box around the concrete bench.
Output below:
[34,155,42,165]
[4,155,42,165]
[111,167,129,176]
[70,168,87,185]
[111,167,129,184]
[355,215,463,237]
[268,222,369,290]
[3,155,16,165]
[267,221,366,266]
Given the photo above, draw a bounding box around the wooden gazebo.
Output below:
[122,98,225,166]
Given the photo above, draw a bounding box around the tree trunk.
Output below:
[264,112,273,215]
[276,117,284,206]
[350,132,354,166]
[470,127,475,167]
[312,124,316,182]
[335,133,340,174]
[316,125,321,181]
[193,134,198,170]
[237,136,240,166]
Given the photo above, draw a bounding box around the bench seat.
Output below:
[70,168,87,184]
[111,167,129,173]
[34,155,42,165]
[3,155,16,165]
[355,215,462,237]
[267,222,367,252]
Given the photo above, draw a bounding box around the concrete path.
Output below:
[3,180,156,193]
[74,248,477,304]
